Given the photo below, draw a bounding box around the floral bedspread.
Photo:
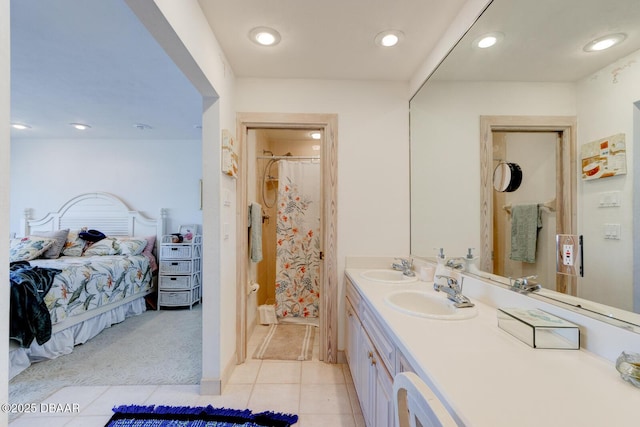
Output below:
[28,255,152,325]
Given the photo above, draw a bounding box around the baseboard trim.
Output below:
[199,378,221,395]
[336,349,346,364]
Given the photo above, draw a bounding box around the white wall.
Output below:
[1,0,10,423]
[410,81,576,257]
[236,78,410,349]
[576,48,640,310]
[149,0,238,393]
[10,139,202,235]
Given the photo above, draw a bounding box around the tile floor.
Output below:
[9,324,364,426]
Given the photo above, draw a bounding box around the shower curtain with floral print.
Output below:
[275,160,321,318]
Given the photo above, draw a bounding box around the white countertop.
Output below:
[345,268,640,427]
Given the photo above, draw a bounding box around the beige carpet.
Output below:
[9,305,202,410]
[253,324,316,361]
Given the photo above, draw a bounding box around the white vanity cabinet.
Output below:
[345,276,395,427]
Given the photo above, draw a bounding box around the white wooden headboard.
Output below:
[21,192,167,242]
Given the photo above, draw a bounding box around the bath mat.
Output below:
[253,324,315,361]
[106,404,298,426]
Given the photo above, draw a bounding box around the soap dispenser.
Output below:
[434,247,446,280]
[465,247,480,273]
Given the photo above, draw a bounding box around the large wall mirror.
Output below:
[410,0,640,330]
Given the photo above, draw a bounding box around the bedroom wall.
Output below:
[235,78,410,351]
[146,0,238,394]
[1,0,10,421]
[9,138,203,236]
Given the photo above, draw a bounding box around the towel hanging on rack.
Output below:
[509,204,542,263]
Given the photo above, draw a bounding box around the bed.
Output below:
[9,192,166,379]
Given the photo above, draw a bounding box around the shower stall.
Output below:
[256,149,321,322]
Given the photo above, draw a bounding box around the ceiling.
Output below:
[10,0,468,140]
[198,0,468,81]
[13,0,638,141]
[433,0,640,82]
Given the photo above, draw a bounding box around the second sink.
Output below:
[385,290,478,320]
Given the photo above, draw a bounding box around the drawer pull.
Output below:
[171,248,179,251]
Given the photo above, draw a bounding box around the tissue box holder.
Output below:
[497,308,579,349]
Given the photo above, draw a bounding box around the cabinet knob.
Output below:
[371,358,377,366]
[367,351,373,359]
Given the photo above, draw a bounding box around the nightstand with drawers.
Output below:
[157,234,202,309]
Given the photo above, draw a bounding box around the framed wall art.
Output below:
[581,133,626,181]
[221,129,238,178]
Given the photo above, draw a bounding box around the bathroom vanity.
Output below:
[344,258,639,426]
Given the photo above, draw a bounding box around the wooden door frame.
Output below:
[480,115,577,295]
[236,112,339,363]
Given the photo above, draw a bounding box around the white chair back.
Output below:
[393,372,458,427]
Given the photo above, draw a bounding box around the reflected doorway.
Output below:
[480,116,577,295]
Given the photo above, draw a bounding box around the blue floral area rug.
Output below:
[106,405,298,427]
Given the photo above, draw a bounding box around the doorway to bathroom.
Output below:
[236,113,338,364]
[254,129,322,322]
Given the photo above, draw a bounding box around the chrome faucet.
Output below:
[510,275,540,294]
[434,275,474,308]
[445,257,466,271]
[391,258,415,277]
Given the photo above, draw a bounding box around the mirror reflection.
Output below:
[410,0,640,328]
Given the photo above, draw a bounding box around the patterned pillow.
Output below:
[115,238,148,256]
[31,229,70,259]
[10,236,57,262]
[62,230,86,257]
[83,238,118,256]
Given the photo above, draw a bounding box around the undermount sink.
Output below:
[360,269,418,284]
[385,290,478,320]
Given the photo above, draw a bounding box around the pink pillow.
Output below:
[141,235,158,272]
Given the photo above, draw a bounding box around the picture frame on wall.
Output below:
[581,133,627,181]
[221,129,238,178]
[179,224,198,242]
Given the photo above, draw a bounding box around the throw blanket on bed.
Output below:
[10,261,61,348]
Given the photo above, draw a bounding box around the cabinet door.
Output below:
[345,300,359,368]
[373,360,394,427]
[358,327,375,426]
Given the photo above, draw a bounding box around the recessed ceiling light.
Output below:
[11,123,31,130]
[375,30,404,47]
[583,33,626,52]
[474,32,504,49]
[249,27,281,46]
[310,131,322,140]
[70,123,91,130]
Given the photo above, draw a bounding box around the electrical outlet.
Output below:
[563,244,574,266]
